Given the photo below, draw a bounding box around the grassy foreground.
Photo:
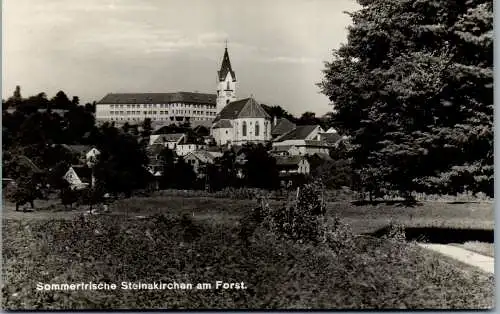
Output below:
[2,210,494,310]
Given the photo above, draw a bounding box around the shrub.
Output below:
[262,181,326,243]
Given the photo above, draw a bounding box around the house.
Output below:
[184,150,223,177]
[271,117,296,139]
[211,97,273,146]
[149,133,186,149]
[275,155,310,176]
[60,145,100,165]
[63,166,93,190]
[176,137,207,157]
[271,125,336,156]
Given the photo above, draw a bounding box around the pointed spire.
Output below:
[218,43,236,82]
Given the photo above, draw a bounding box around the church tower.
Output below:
[216,43,237,114]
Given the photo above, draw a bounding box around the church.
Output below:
[211,45,273,146]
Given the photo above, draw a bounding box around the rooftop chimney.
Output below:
[273,116,277,126]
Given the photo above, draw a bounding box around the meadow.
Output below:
[1,195,495,310]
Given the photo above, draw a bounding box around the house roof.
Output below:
[17,155,43,173]
[218,47,236,81]
[213,98,271,123]
[162,133,185,142]
[271,118,296,137]
[185,150,218,164]
[97,92,216,105]
[319,132,342,144]
[212,119,233,129]
[190,120,213,129]
[274,125,319,142]
[275,155,305,166]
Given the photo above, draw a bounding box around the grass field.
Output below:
[2,195,495,309]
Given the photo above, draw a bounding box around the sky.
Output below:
[2,0,360,116]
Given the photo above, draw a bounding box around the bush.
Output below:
[262,181,326,243]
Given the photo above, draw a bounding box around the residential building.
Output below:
[95,92,217,124]
[176,137,207,157]
[63,166,93,190]
[271,117,296,139]
[211,97,272,146]
[149,133,186,150]
[271,125,339,156]
[184,150,223,177]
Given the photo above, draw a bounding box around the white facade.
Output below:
[212,127,234,146]
[96,102,217,124]
[230,118,271,144]
[217,71,237,114]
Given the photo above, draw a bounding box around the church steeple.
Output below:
[218,46,236,82]
[216,43,237,114]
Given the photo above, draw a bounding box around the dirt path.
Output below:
[418,243,494,274]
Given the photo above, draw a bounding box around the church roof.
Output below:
[97,92,216,104]
[272,118,296,137]
[212,119,233,129]
[213,98,271,123]
[218,48,236,82]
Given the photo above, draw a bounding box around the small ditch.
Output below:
[368,226,494,244]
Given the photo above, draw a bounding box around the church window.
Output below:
[255,122,260,136]
[242,122,247,137]
[227,81,230,90]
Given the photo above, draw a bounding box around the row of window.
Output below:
[241,121,269,137]
[109,117,212,122]
[108,110,216,116]
[108,103,215,109]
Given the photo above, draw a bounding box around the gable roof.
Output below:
[272,118,296,137]
[218,48,236,81]
[275,155,306,167]
[97,92,216,105]
[274,125,320,142]
[212,119,233,129]
[17,155,43,173]
[213,98,271,122]
[70,166,92,183]
[319,132,342,145]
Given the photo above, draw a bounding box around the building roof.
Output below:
[97,92,216,105]
[213,98,271,123]
[190,120,213,129]
[218,47,236,82]
[17,155,43,173]
[162,133,185,142]
[212,119,233,129]
[274,125,319,142]
[272,118,296,137]
[275,155,305,167]
[319,132,342,144]
[185,150,218,164]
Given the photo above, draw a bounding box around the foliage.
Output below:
[2,210,493,309]
[262,181,326,242]
[319,0,493,198]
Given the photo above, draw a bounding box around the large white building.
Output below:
[95,92,217,124]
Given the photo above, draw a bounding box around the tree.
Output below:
[51,91,72,110]
[158,148,175,189]
[318,0,493,198]
[244,144,279,189]
[93,124,150,197]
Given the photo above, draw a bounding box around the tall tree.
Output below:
[319,0,493,198]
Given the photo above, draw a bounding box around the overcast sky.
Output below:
[2,0,360,116]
